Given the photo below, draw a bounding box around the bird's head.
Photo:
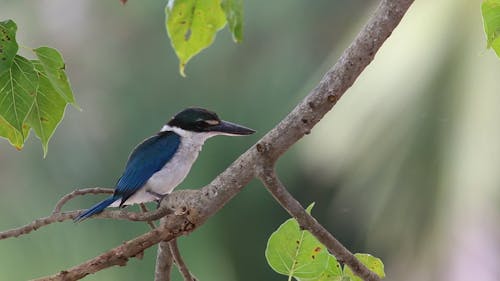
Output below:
[162,107,255,138]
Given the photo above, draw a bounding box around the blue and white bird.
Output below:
[74,107,255,222]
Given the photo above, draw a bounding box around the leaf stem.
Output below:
[19,44,33,51]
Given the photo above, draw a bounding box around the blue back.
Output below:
[115,131,181,204]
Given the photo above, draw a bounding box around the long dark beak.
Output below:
[211,120,255,136]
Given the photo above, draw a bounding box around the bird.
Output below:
[74,107,255,222]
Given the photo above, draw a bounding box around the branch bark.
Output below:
[8,0,415,280]
[154,216,173,281]
[169,239,196,281]
[155,241,173,281]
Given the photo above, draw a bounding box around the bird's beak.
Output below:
[211,120,255,136]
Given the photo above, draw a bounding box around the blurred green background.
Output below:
[1,0,499,280]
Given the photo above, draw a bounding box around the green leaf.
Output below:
[26,61,67,156]
[482,0,500,57]
[300,255,343,281]
[34,47,77,107]
[0,115,28,150]
[0,20,18,74]
[166,0,227,76]
[221,0,243,43]
[0,55,37,133]
[266,203,329,280]
[343,254,385,281]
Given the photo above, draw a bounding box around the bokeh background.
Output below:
[1,0,499,280]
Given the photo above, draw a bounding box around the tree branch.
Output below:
[258,165,381,281]
[4,0,414,279]
[0,206,171,240]
[169,239,196,281]
[52,188,114,214]
[155,240,173,281]
[32,218,182,281]
[154,215,174,281]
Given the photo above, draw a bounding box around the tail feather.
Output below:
[74,196,118,222]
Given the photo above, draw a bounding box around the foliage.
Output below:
[0,19,76,156]
[165,0,243,76]
[266,203,385,281]
[482,0,500,57]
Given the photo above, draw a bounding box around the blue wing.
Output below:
[115,131,181,205]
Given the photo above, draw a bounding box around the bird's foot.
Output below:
[155,195,168,209]
[146,190,168,209]
[147,191,187,215]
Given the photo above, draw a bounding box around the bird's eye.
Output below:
[195,119,219,127]
[204,119,220,126]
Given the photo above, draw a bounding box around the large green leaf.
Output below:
[0,55,37,133]
[166,0,227,76]
[0,20,18,74]
[221,0,243,43]
[34,47,77,107]
[343,254,385,281]
[266,203,330,280]
[482,0,500,57]
[26,61,67,156]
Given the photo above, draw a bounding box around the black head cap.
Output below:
[167,107,255,135]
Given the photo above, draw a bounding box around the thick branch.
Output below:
[253,0,415,162]
[258,166,381,281]
[190,0,414,221]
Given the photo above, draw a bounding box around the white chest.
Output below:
[144,137,203,194]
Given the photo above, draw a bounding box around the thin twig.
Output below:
[169,239,196,281]
[0,206,171,240]
[52,188,114,214]
[258,166,381,281]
